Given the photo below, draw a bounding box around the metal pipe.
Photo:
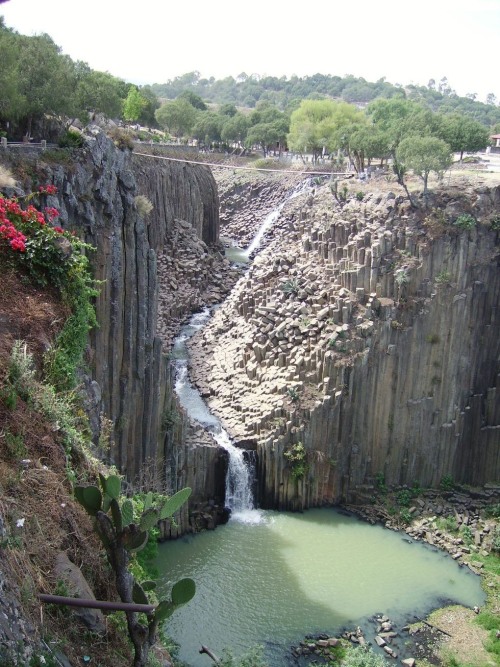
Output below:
[39,594,155,613]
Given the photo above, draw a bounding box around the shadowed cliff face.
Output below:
[5,134,225,502]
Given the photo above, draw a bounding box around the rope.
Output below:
[133,151,354,177]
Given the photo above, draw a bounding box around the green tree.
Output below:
[220,112,250,149]
[396,135,453,195]
[192,111,223,145]
[288,99,364,162]
[16,32,77,136]
[154,98,198,138]
[178,89,207,111]
[123,86,147,123]
[367,98,437,154]
[437,113,490,160]
[136,85,160,127]
[0,20,24,124]
[76,69,127,120]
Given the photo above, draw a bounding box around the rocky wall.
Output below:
[189,183,500,510]
[1,134,228,530]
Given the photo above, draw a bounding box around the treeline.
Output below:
[0,18,160,140]
[151,71,500,128]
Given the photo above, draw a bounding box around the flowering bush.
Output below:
[0,185,88,289]
[0,184,98,390]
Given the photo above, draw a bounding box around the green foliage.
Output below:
[44,256,99,391]
[284,442,309,480]
[435,516,458,533]
[287,386,300,403]
[454,214,476,230]
[375,472,387,493]
[58,129,85,148]
[436,269,452,283]
[426,333,440,344]
[396,135,453,194]
[399,508,412,524]
[440,474,455,491]
[217,645,267,667]
[490,215,500,231]
[484,503,500,519]
[491,526,500,554]
[341,645,387,667]
[7,341,92,479]
[280,279,299,295]
[108,127,134,150]
[459,525,473,545]
[397,489,412,507]
[355,191,364,201]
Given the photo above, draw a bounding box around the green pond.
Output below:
[155,508,485,666]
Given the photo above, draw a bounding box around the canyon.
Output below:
[2,135,500,530]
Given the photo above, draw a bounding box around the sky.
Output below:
[2,0,500,103]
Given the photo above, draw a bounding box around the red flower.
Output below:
[39,184,57,195]
[54,226,64,234]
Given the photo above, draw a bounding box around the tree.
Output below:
[287,99,364,162]
[76,69,127,120]
[437,113,490,160]
[75,475,195,667]
[367,98,437,154]
[396,135,452,195]
[220,112,250,149]
[123,86,147,123]
[192,111,223,145]
[154,98,198,138]
[16,32,77,136]
[178,89,207,111]
[486,93,497,106]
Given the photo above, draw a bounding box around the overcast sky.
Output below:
[2,0,499,103]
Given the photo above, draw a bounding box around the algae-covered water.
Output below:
[155,508,484,666]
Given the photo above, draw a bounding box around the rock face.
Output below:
[2,134,232,531]
[189,179,500,510]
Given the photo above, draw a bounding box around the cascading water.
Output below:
[172,309,256,519]
[172,178,314,518]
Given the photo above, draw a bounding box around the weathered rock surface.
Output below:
[189,177,500,510]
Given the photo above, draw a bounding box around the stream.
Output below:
[159,185,486,666]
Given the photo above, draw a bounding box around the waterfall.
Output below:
[171,178,313,520]
[172,310,256,518]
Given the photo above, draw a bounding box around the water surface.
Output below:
[156,508,484,666]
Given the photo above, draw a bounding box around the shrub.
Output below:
[355,191,364,201]
[280,279,299,295]
[435,269,452,284]
[454,213,476,230]
[135,195,154,218]
[108,127,134,151]
[58,129,85,148]
[440,474,455,491]
[284,442,309,480]
[342,645,387,667]
[490,215,500,231]
[397,489,412,507]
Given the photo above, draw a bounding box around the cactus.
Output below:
[140,580,156,592]
[110,498,122,532]
[72,475,194,667]
[121,498,134,527]
[171,577,196,605]
[153,578,196,624]
[143,491,153,511]
[133,581,150,606]
[74,485,102,516]
[104,474,121,500]
[123,527,148,552]
[139,508,159,532]
[158,487,192,520]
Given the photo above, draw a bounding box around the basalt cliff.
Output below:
[2,136,499,525]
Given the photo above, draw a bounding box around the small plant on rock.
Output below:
[454,213,476,230]
[284,442,309,480]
